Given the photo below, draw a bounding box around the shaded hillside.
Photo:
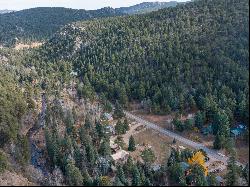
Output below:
[117,1,180,14]
[0,7,124,46]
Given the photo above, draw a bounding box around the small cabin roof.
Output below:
[111,150,129,161]
[180,162,190,170]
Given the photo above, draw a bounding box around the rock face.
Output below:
[0,170,35,186]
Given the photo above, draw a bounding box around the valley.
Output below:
[0,0,249,186]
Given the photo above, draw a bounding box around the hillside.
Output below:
[0,0,249,186]
[0,7,124,46]
[0,2,184,47]
[0,10,15,14]
[117,1,180,14]
[33,0,249,124]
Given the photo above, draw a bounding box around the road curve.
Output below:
[125,111,243,167]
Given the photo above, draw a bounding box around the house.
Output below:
[110,140,120,153]
[180,162,190,176]
[70,71,78,76]
[151,164,161,171]
[111,150,129,163]
[215,176,224,186]
[187,114,195,119]
[102,113,113,122]
[105,125,115,135]
[230,123,247,138]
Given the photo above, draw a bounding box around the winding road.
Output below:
[125,111,244,167]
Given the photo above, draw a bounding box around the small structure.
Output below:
[180,162,190,176]
[111,150,129,163]
[102,113,113,122]
[70,71,78,76]
[151,164,161,171]
[230,123,247,138]
[215,176,224,186]
[179,145,186,150]
[187,114,194,119]
[105,125,115,135]
[110,140,120,153]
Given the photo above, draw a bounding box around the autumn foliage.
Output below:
[188,151,208,176]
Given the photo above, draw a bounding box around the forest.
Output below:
[0,2,182,47]
[0,7,124,46]
[0,0,249,186]
[31,0,248,125]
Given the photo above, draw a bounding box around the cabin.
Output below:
[102,113,113,122]
[230,123,247,138]
[215,176,224,186]
[110,140,120,153]
[151,164,161,171]
[70,71,78,76]
[111,150,129,163]
[180,162,190,176]
[105,125,115,135]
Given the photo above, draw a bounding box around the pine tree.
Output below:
[128,135,136,152]
[226,155,240,186]
[132,165,141,186]
[82,169,93,186]
[123,155,134,176]
[99,138,111,158]
[213,132,225,150]
[117,164,128,185]
[95,121,104,139]
[114,176,124,186]
[65,161,83,186]
[85,142,97,166]
[207,173,217,186]
[0,152,8,173]
[195,111,205,130]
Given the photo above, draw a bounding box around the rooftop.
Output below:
[111,150,129,161]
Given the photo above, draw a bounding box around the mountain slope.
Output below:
[117,1,180,14]
[31,0,249,123]
[0,7,124,46]
[0,2,183,46]
[0,10,15,14]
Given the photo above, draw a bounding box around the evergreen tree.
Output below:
[128,135,136,152]
[117,164,128,185]
[168,162,185,184]
[114,176,124,186]
[195,111,205,130]
[213,133,225,150]
[0,152,8,173]
[82,169,93,186]
[65,161,83,186]
[132,165,141,186]
[99,138,111,158]
[123,155,134,176]
[207,173,218,186]
[141,148,156,165]
[226,155,240,186]
[242,163,249,185]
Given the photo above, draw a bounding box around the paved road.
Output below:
[125,111,244,167]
